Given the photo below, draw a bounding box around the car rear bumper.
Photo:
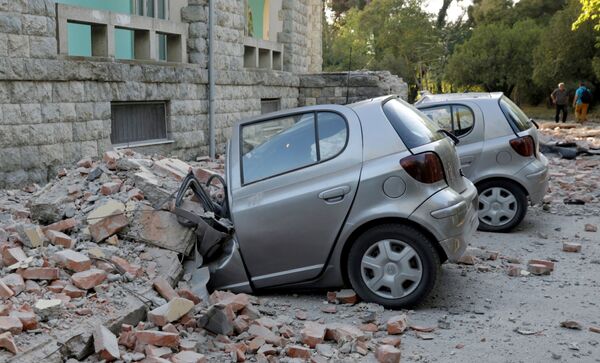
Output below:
[517,153,549,205]
[409,179,479,262]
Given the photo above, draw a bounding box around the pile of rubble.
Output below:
[0,150,412,363]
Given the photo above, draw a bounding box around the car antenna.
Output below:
[345,46,352,105]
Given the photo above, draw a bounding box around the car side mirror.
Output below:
[438,129,460,145]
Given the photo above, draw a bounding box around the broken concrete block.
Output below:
[2,247,27,266]
[18,267,60,280]
[2,274,25,295]
[335,289,359,305]
[198,305,234,336]
[126,205,195,254]
[16,224,46,248]
[585,223,597,232]
[111,256,142,277]
[210,291,249,313]
[43,218,79,233]
[135,330,180,348]
[153,158,191,181]
[86,200,126,225]
[0,316,22,334]
[34,299,62,321]
[45,230,75,249]
[376,344,401,363]
[171,350,207,363]
[563,242,582,253]
[147,297,194,327]
[71,269,107,289]
[177,289,202,305]
[54,250,92,272]
[0,332,17,354]
[133,169,173,206]
[63,284,86,298]
[325,323,366,343]
[103,151,121,170]
[77,157,93,168]
[101,182,122,196]
[248,324,282,346]
[153,277,178,301]
[301,322,326,348]
[93,325,120,362]
[285,345,311,359]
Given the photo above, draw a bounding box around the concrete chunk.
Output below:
[147,297,194,327]
[93,325,120,362]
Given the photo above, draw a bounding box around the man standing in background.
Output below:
[551,82,569,123]
[573,82,592,123]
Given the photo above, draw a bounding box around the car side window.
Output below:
[242,113,317,184]
[420,106,453,132]
[453,105,474,137]
[317,112,347,160]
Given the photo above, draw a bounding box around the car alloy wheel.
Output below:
[360,239,423,299]
[478,187,517,227]
[475,179,527,233]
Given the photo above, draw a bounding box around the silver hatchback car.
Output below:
[185,96,478,309]
[416,93,549,232]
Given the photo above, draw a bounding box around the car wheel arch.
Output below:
[339,217,446,286]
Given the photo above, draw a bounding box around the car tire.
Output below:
[347,224,440,310]
[476,179,527,233]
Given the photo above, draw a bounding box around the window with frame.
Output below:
[420,104,475,137]
[241,112,348,184]
[111,102,168,145]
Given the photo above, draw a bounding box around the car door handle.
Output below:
[319,186,351,202]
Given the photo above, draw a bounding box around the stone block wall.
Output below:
[298,71,409,106]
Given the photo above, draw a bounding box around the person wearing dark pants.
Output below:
[551,82,568,123]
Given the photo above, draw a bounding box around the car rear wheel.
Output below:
[347,224,440,309]
[476,179,527,232]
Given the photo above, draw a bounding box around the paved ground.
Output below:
[260,207,600,362]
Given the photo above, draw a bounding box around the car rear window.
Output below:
[499,96,532,132]
[382,99,444,149]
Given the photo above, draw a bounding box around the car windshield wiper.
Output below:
[438,129,460,145]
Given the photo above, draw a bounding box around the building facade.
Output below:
[0,0,406,187]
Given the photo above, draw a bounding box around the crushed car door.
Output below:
[228,106,362,288]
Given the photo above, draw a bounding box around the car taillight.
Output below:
[510,136,535,157]
[400,152,445,184]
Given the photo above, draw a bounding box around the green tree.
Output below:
[468,0,513,25]
[533,0,599,90]
[445,19,543,98]
[572,0,600,31]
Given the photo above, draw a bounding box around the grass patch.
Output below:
[521,104,600,122]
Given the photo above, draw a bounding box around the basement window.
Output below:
[111,102,169,146]
[261,98,281,114]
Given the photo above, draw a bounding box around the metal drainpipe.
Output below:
[208,0,216,159]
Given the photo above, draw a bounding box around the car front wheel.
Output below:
[476,179,527,233]
[347,224,440,309]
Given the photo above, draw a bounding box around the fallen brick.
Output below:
[336,289,359,305]
[560,320,583,330]
[506,265,522,277]
[43,218,78,233]
[562,242,582,253]
[360,323,379,332]
[101,182,122,196]
[590,326,600,334]
[127,188,144,201]
[198,305,234,336]
[153,277,178,301]
[63,284,86,298]
[118,324,137,350]
[0,317,22,334]
[0,332,17,354]
[54,250,91,272]
[135,330,180,348]
[18,267,60,280]
[162,323,178,334]
[286,345,311,359]
[376,344,401,363]
[147,297,194,327]
[2,247,27,266]
[380,336,401,347]
[48,280,67,293]
[145,344,172,358]
[248,324,282,346]
[93,325,120,362]
[0,304,10,316]
[24,280,41,293]
[528,259,554,271]
[171,350,207,363]
[321,305,336,314]
[177,288,202,305]
[387,315,408,335]
[111,256,142,277]
[45,230,75,249]
[103,151,121,170]
[77,157,93,168]
[210,291,249,313]
[301,323,326,348]
[233,316,250,335]
[0,281,13,299]
[2,274,24,295]
[457,254,479,265]
[10,307,38,330]
[71,269,107,289]
[325,323,366,343]
[89,213,128,243]
[257,344,277,356]
[527,263,552,275]
[585,224,597,232]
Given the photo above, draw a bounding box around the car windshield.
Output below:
[499,96,532,132]
[382,98,444,149]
